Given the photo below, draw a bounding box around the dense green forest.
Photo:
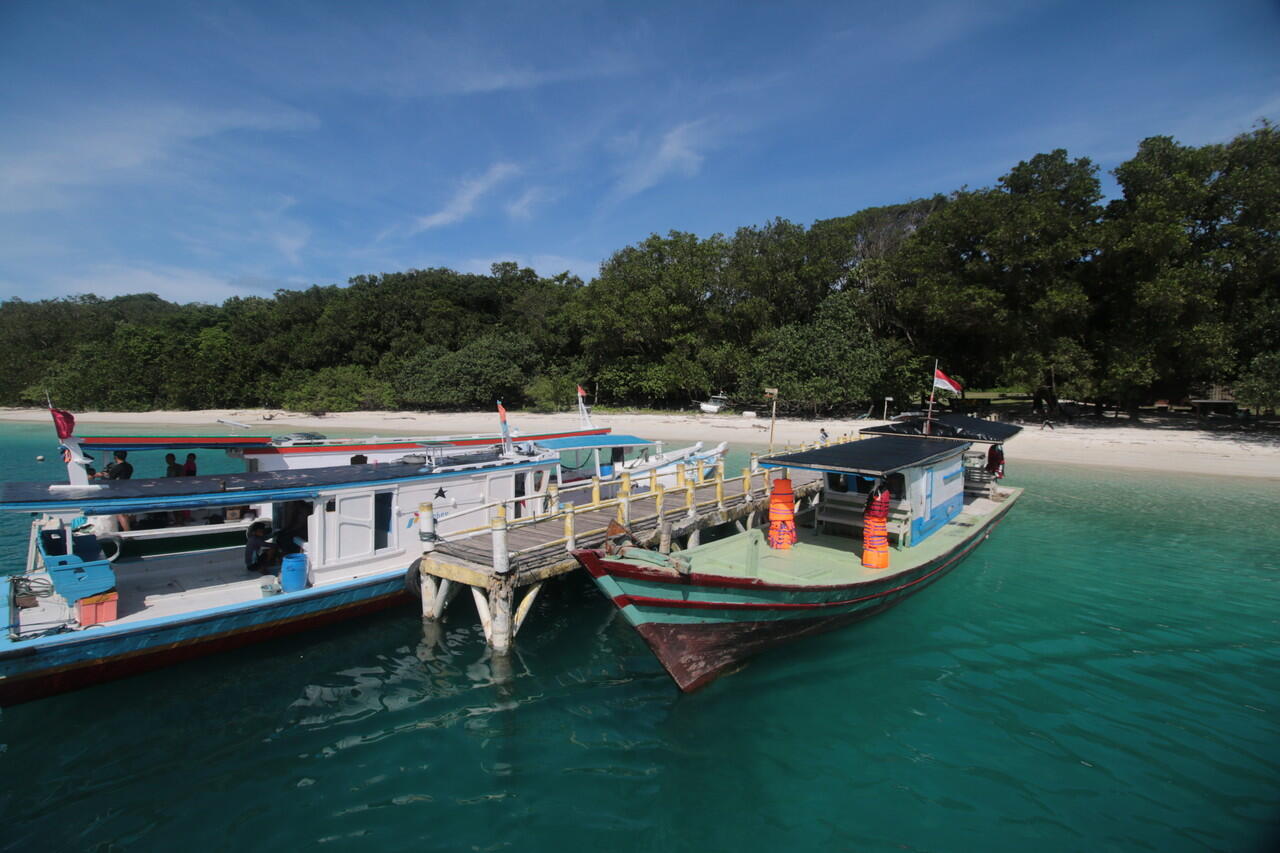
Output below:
[2,125,1277,415]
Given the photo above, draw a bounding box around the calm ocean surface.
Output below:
[1,421,1278,851]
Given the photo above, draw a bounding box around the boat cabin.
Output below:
[761,435,974,547]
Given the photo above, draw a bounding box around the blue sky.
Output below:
[2,0,1277,304]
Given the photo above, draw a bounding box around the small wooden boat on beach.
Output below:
[573,426,1023,691]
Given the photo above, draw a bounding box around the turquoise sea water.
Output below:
[1,422,1278,851]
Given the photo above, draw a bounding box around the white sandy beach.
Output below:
[2,407,1278,479]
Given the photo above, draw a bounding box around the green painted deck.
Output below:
[619,489,1024,586]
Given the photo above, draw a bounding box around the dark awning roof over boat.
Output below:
[859,414,1022,443]
[0,453,542,514]
[759,435,970,477]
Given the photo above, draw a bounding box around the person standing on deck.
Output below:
[94,451,134,530]
[183,453,197,476]
[164,453,183,477]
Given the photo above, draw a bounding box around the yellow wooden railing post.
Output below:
[676,463,687,488]
[591,475,601,507]
[742,466,753,497]
[655,483,665,520]
[563,502,576,550]
[694,460,705,484]
[715,466,724,510]
[618,472,632,525]
[649,469,657,493]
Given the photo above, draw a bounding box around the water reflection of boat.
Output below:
[573,421,1023,692]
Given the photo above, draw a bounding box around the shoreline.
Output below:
[2,407,1278,479]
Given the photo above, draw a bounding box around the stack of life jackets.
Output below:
[766,478,797,550]
[861,486,891,570]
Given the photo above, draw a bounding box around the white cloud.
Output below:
[412,162,520,232]
[504,186,559,220]
[0,103,318,213]
[614,120,714,199]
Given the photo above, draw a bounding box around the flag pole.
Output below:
[925,359,938,436]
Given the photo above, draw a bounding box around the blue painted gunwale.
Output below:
[0,562,414,702]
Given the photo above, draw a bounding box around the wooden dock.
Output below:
[414,454,827,653]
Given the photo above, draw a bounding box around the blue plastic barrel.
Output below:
[280,554,309,592]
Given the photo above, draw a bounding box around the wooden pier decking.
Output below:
[414,456,826,652]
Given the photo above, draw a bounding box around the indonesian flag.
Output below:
[50,407,75,440]
[933,368,962,393]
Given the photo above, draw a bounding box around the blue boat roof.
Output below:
[0,453,546,514]
[537,434,655,450]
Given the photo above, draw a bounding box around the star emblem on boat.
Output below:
[435,488,447,499]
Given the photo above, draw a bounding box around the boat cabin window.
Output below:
[374,491,392,550]
[532,470,545,492]
[849,473,906,500]
[826,473,850,493]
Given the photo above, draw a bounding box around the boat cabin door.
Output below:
[320,489,396,564]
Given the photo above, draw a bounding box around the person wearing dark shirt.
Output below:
[95,451,133,480]
[164,453,183,477]
[183,453,197,476]
[94,450,134,531]
[245,522,275,573]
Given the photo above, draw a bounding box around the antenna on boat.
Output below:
[577,385,593,428]
[925,360,938,436]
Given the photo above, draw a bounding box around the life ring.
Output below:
[97,534,123,563]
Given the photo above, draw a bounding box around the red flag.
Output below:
[50,407,75,440]
[577,385,586,397]
[497,401,507,421]
[932,368,962,393]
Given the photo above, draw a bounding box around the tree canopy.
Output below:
[2,124,1276,414]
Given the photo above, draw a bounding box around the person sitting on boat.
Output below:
[164,453,183,477]
[245,521,276,573]
[93,450,133,480]
[183,453,198,476]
